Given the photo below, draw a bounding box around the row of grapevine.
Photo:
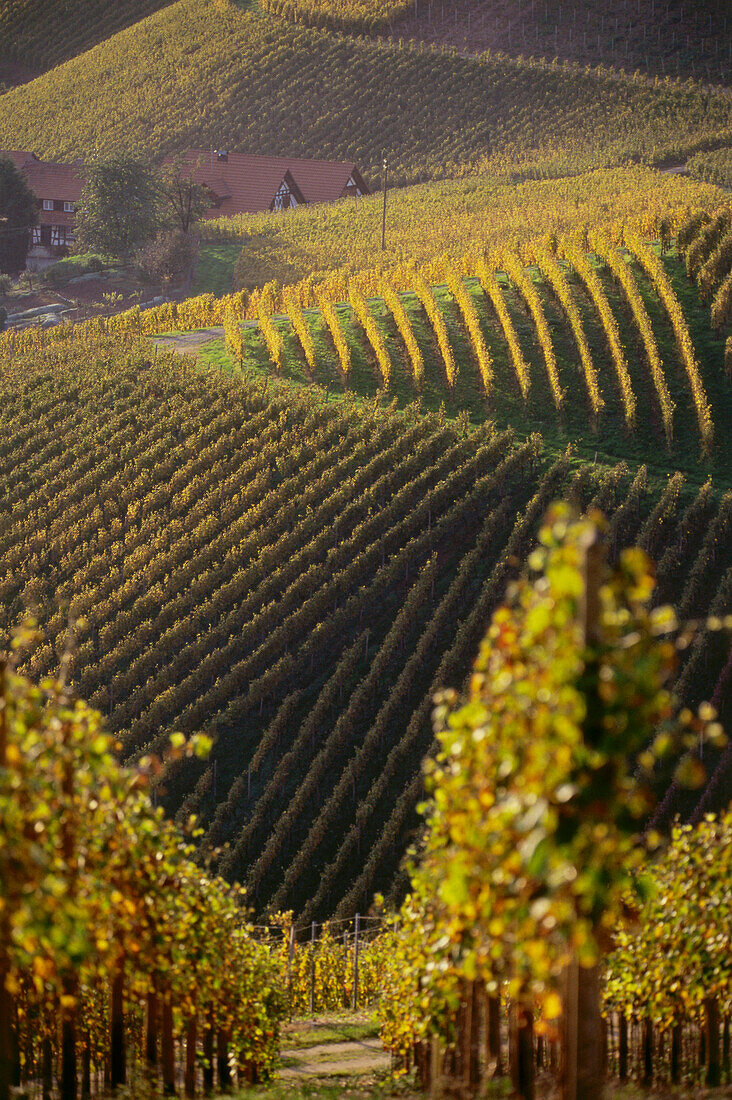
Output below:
[588,229,674,447]
[305,450,574,925]
[191,428,518,859]
[475,258,531,400]
[6,217,722,457]
[316,292,351,380]
[0,659,285,1100]
[624,229,715,455]
[684,206,732,281]
[1,329,728,923]
[285,292,317,378]
[412,269,458,391]
[371,510,726,1099]
[712,270,732,331]
[258,0,411,35]
[272,440,544,919]
[348,282,392,386]
[532,241,604,419]
[223,305,245,365]
[443,264,494,396]
[332,451,576,921]
[257,297,285,371]
[380,277,425,388]
[561,237,636,429]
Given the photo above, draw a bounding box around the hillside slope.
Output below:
[0,0,730,184]
[214,240,731,486]
[209,167,725,289]
[262,0,731,86]
[394,0,732,87]
[0,0,175,75]
[0,333,728,920]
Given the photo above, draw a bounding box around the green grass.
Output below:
[283,1021,380,1051]
[194,241,243,296]
[229,1081,418,1100]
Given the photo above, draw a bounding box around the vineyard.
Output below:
[688,145,732,191]
[1,0,731,1094]
[259,0,732,86]
[259,0,412,35]
[205,165,725,291]
[0,656,286,1100]
[6,218,731,478]
[0,0,175,75]
[1,0,730,184]
[0,330,729,934]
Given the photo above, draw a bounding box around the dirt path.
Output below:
[280,1037,390,1079]
[278,1014,391,1082]
[153,328,226,357]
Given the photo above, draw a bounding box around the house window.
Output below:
[64,201,74,213]
[32,227,42,245]
[273,181,297,212]
[53,200,64,211]
[51,225,67,245]
[42,199,53,211]
[345,174,362,198]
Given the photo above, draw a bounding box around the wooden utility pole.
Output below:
[561,532,604,1100]
[381,159,388,251]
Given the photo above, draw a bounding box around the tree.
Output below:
[74,155,160,260]
[0,157,37,275]
[136,228,199,288]
[158,159,211,234]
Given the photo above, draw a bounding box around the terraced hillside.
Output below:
[0,332,728,922]
[0,0,175,74]
[0,0,730,184]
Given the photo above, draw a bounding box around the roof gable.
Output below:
[1,150,39,172]
[169,150,369,217]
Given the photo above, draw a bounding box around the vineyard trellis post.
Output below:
[309,922,316,1016]
[619,1014,628,1080]
[287,924,295,1016]
[486,992,503,1076]
[352,914,360,1010]
[110,963,126,1089]
[560,532,604,1100]
[510,1004,535,1100]
[342,928,348,1007]
[705,997,721,1087]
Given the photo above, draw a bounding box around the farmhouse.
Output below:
[1,150,85,264]
[171,149,370,217]
[1,146,369,267]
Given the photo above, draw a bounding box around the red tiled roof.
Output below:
[23,158,85,203]
[169,150,368,217]
[2,150,39,172]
